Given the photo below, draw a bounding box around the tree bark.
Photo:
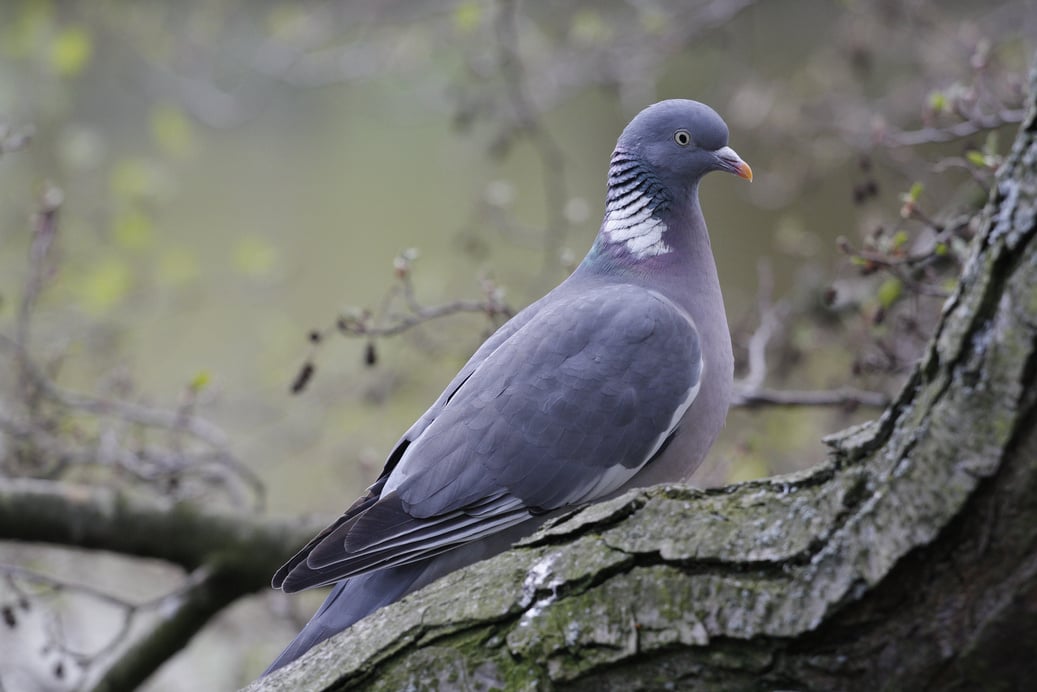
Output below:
[249,56,1037,692]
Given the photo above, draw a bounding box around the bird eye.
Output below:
[674,130,692,146]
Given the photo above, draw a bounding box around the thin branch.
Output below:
[733,260,889,410]
[1,563,140,612]
[1,562,138,667]
[16,184,62,354]
[365,297,511,339]
[0,330,263,506]
[0,334,230,450]
[87,567,236,692]
[293,256,512,393]
[732,386,889,409]
[495,0,570,275]
[0,118,34,157]
[880,107,1025,147]
[739,261,782,392]
[0,183,260,507]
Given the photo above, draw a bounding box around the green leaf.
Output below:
[112,209,154,250]
[50,26,92,77]
[151,106,196,159]
[78,257,132,313]
[934,242,948,256]
[907,182,924,203]
[189,371,211,392]
[157,247,201,287]
[927,90,946,114]
[966,150,988,168]
[891,230,909,250]
[453,1,482,32]
[4,1,55,58]
[110,158,166,202]
[571,9,612,43]
[232,236,279,278]
[877,277,903,309]
[266,5,307,38]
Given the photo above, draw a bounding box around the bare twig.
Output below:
[732,386,889,409]
[494,0,570,275]
[0,332,262,506]
[87,567,232,692]
[0,119,33,157]
[0,334,227,449]
[739,261,783,392]
[1,563,138,668]
[734,261,889,410]
[293,253,512,393]
[879,107,1025,147]
[0,187,260,507]
[1,563,139,613]
[16,184,62,352]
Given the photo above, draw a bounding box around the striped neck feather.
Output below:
[601,149,673,259]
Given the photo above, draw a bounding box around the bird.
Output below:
[264,99,751,674]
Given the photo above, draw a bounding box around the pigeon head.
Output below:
[615,99,752,187]
[592,99,751,263]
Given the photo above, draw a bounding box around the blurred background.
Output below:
[0,0,1033,689]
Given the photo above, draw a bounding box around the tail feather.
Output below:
[263,518,548,676]
[264,562,426,675]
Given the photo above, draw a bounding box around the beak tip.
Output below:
[737,161,753,182]
[715,146,753,182]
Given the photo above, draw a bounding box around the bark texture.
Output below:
[250,61,1037,692]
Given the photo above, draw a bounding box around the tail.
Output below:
[263,562,426,675]
[263,519,546,676]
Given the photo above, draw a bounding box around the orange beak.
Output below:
[715,146,753,181]
[733,159,753,181]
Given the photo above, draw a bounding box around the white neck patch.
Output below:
[602,192,671,258]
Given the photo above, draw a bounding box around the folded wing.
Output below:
[275,283,702,592]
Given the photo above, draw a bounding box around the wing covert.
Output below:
[280,282,703,591]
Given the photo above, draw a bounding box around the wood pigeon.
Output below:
[264,99,751,674]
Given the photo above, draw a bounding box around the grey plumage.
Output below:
[264,99,750,675]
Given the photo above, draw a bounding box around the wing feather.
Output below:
[276,283,702,592]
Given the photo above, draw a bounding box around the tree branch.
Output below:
[0,478,321,573]
[732,385,889,409]
[881,106,1026,147]
[0,477,327,687]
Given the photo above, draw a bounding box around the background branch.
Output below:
[89,567,234,692]
[0,478,320,572]
[0,477,326,687]
[732,385,889,409]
